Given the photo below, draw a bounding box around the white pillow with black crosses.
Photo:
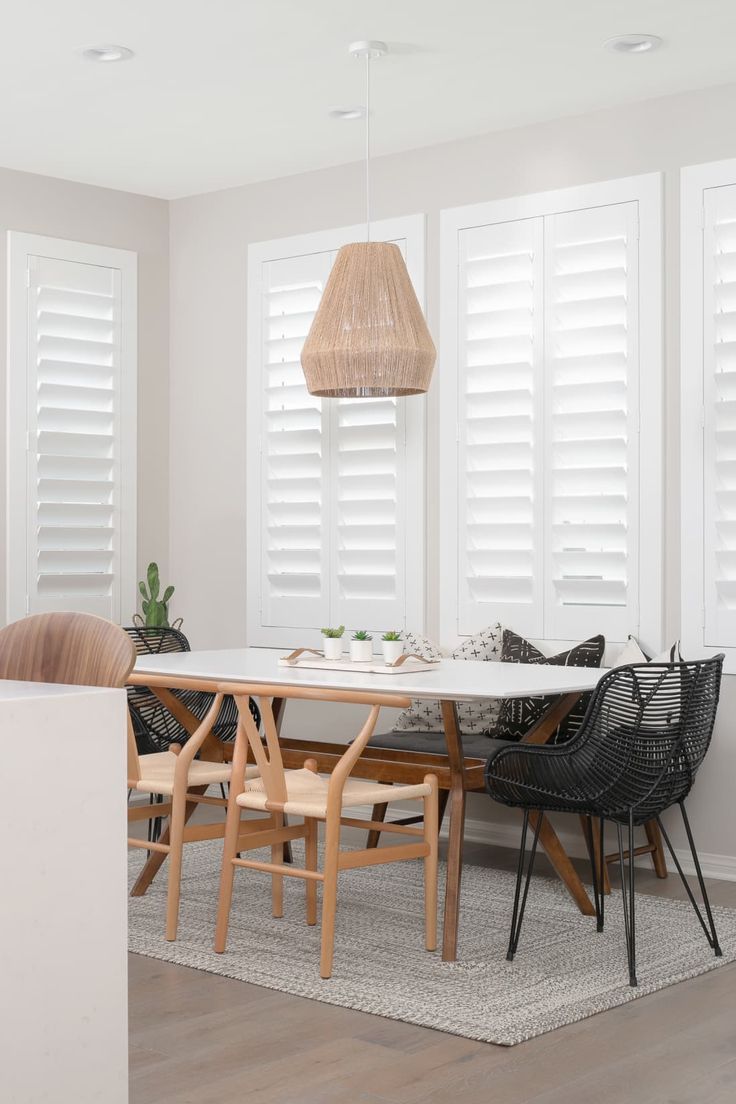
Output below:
[394,624,504,735]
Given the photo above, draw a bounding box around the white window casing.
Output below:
[440,175,663,652]
[7,233,137,624]
[246,215,427,648]
[682,158,736,670]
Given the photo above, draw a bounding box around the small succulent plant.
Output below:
[352,629,372,641]
[321,625,345,639]
[382,630,402,641]
[138,562,175,628]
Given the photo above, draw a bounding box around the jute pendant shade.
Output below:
[300,240,436,397]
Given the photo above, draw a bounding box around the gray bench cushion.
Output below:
[369,729,512,760]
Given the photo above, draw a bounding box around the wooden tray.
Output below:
[278,648,440,675]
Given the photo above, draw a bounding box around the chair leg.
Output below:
[616,812,638,987]
[656,805,722,956]
[270,812,285,918]
[423,776,439,952]
[305,816,318,926]
[507,810,542,962]
[581,814,611,897]
[214,784,245,954]
[165,790,187,942]
[319,819,340,979]
[367,803,388,849]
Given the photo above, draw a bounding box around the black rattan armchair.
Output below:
[485,657,724,986]
[125,625,260,754]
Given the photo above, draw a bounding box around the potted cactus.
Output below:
[321,625,345,661]
[381,630,404,665]
[350,630,373,663]
[136,562,177,628]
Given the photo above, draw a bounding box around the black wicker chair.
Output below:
[125,625,260,753]
[485,657,724,986]
[125,626,260,842]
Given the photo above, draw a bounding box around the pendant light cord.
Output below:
[365,50,371,242]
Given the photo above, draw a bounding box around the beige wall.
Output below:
[168,82,736,869]
[0,164,170,622]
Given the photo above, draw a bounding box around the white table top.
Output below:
[133,647,607,702]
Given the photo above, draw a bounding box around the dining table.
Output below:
[128,647,607,960]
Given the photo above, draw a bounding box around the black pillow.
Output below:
[491,630,605,744]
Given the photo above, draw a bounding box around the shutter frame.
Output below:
[246,216,427,648]
[440,175,663,652]
[682,158,736,672]
[7,233,137,624]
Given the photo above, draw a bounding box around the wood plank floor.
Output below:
[129,835,736,1104]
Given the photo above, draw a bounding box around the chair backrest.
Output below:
[125,625,191,656]
[0,612,136,687]
[572,655,724,818]
[0,613,139,781]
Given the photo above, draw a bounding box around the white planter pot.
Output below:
[322,637,344,661]
[350,639,373,663]
[381,640,404,665]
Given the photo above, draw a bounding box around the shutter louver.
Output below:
[703,184,736,647]
[544,202,640,640]
[456,218,544,636]
[261,254,331,629]
[332,395,404,626]
[28,256,121,618]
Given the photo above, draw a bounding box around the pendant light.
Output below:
[301,41,436,398]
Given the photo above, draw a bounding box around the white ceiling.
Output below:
[2,1,736,199]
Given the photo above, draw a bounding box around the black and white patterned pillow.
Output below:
[394,624,504,735]
[492,630,605,744]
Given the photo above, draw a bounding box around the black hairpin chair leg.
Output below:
[616,810,638,987]
[656,803,722,957]
[507,810,542,961]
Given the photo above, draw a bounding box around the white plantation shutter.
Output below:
[456,217,544,636]
[441,176,662,649]
[544,203,639,640]
[261,253,331,629]
[247,217,425,647]
[7,234,136,623]
[332,395,405,626]
[703,184,736,649]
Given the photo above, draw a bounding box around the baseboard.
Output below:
[128,791,736,883]
[459,812,736,883]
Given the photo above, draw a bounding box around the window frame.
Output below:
[246,214,427,648]
[439,173,663,654]
[6,231,137,624]
[681,157,736,670]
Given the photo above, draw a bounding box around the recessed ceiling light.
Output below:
[82,45,134,63]
[604,34,662,54]
[328,107,366,121]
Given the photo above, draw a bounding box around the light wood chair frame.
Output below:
[213,684,439,979]
[128,694,279,941]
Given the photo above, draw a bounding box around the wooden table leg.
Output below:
[644,818,668,878]
[517,693,594,915]
[440,700,467,961]
[271,697,293,864]
[529,812,596,914]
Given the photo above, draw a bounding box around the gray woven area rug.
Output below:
[128,841,736,1046]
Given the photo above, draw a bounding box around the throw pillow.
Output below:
[394,624,504,735]
[492,630,605,744]
[612,636,684,666]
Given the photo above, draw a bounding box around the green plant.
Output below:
[321,625,345,639]
[352,629,372,641]
[381,630,402,641]
[138,562,175,628]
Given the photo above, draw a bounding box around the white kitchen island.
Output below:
[0,680,128,1104]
